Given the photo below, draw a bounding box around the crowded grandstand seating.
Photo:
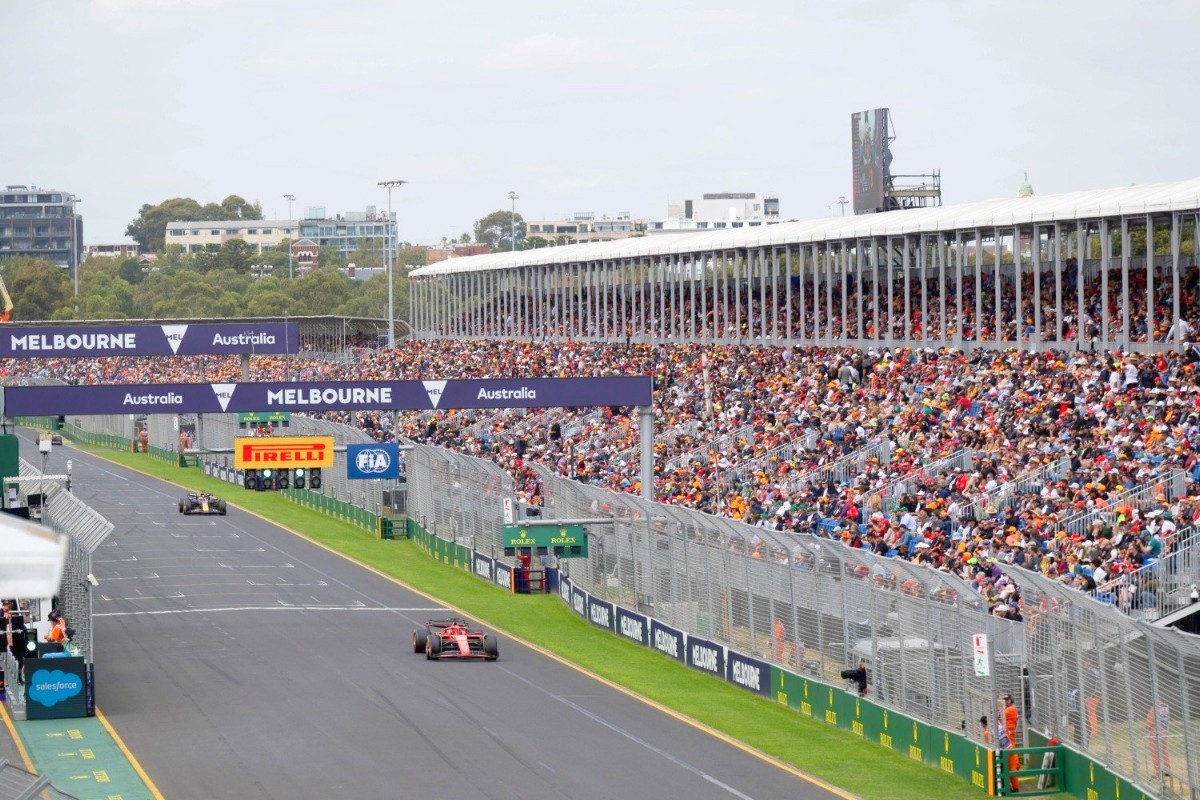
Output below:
[3,277,1199,625]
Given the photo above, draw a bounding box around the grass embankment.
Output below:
[90,447,987,800]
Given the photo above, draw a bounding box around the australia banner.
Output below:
[2,377,654,417]
[0,323,299,358]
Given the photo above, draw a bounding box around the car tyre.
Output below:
[178,499,185,513]
[413,628,428,654]
[425,635,438,660]
[483,633,499,660]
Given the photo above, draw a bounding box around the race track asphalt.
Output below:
[20,432,848,800]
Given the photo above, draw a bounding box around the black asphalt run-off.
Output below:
[20,432,846,800]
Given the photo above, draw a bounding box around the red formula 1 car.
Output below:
[412,618,499,661]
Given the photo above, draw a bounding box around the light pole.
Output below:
[69,194,82,303]
[377,179,407,348]
[283,193,295,279]
[837,196,848,217]
[507,191,519,252]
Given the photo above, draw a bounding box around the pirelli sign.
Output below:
[234,437,335,469]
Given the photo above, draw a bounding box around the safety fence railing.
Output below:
[18,458,113,667]
[406,442,514,557]
[0,757,82,800]
[1052,471,1187,539]
[959,458,1074,523]
[1092,525,1198,622]
[861,448,977,515]
[561,409,602,441]
[1,650,25,718]
[773,434,895,496]
[665,422,758,471]
[1006,565,1199,800]
[524,459,1020,732]
[715,429,823,495]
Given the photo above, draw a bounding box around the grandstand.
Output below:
[409,178,1200,353]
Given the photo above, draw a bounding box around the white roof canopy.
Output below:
[412,177,1200,277]
[0,516,67,598]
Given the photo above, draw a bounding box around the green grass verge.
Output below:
[87,446,993,800]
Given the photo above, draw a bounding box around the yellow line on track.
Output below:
[95,707,167,800]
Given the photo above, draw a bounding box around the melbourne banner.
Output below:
[615,607,650,646]
[726,649,771,697]
[0,323,299,358]
[346,443,401,479]
[2,377,653,416]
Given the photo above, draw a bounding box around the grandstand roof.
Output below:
[412,177,1200,277]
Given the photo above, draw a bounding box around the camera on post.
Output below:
[841,661,869,696]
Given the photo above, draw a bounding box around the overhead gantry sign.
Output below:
[1,377,653,415]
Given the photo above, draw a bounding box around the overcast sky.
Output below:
[3,0,1197,246]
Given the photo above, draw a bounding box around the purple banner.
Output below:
[2,377,653,416]
[0,323,299,358]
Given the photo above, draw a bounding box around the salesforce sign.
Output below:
[346,443,401,480]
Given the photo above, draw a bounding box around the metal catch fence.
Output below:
[861,448,978,514]
[1009,565,1199,800]
[17,459,114,665]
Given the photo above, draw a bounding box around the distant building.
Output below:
[290,238,319,272]
[165,205,397,260]
[524,212,649,245]
[0,185,83,270]
[85,242,143,260]
[297,206,396,260]
[1018,172,1034,198]
[649,192,781,233]
[425,244,491,264]
[165,220,299,254]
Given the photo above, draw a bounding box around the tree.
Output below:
[72,272,135,319]
[397,243,426,267]
[473,210,525,251]
[125,197,204,252]
[347,240,385,270]
[459,232,471,244]
[526,235,553,249]
[219,195,263,220]
[3,257,72,320]
[246,290,294,317]
[288,267,355,315]
[318,246,348,270]
[117,257,145,285]
[210,239,256,274]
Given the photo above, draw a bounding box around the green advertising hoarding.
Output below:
[502,523,589,558]
[773,667,993,794]
[239,411,293,424]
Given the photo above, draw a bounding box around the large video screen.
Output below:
[851,108,888,214]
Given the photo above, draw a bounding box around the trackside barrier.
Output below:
[12,415,58,431]
[279,487,378,534]
[411,505,1172,800]
[59,421,134,452]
